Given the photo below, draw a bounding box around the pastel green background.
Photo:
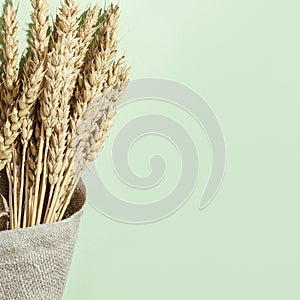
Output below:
[14,0,300,299]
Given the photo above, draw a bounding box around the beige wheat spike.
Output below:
[0,3,20,171]
[85,65,130,164]
[73,4,120,122]
[4,63,45,147]
[86,4,119,68]
[39,0,79,142]
[0,10,20,223]
[0,1,48,155]
[71,4,120,130]
[0,117,19,171]
[1,3,20,107]
[67,5,100,123]
[22,146,33,228]
[81,62,128,168]
[56,76,129,223]
[28,0,50,63]
[25,124,39,226]
[27,128,40,189]
[75,4,100,70]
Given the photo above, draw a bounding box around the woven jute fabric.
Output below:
[0,170,86,300]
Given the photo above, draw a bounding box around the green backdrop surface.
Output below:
[14,0,300,299]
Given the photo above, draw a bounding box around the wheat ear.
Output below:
[0,3,20,172]
[1,3,19,107]
[41,0,81,224]
[85,77,129,163]
[57,64,130,222]
[0,3,20,229]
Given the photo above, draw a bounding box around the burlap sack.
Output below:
[0,170,86,300]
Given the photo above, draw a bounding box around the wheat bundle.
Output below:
[0,0,130,230]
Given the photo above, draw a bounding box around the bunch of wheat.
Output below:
[0,0,130,230]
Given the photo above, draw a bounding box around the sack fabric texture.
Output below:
[0,170,86,300]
